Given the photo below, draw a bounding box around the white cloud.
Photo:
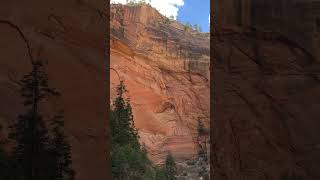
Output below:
[208,14,210,29]
[110,0,184,20]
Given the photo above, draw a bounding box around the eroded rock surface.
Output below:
[211,28,320,180]
[0,1,109,180]
[110,4,210,164]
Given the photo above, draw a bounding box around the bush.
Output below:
[112,144,150,179]
[111,81,152,179]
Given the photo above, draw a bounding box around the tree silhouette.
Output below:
[49,113,75,180]
[9,60,74,180]
[0,126,11,180]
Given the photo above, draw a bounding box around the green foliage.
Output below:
[110,81,179,180]
[193,24,202,32]
[197,118,208,162]
[186,160,196,166]
[184,22,193,31]
[49,113,75,180]
[199,166,209,180]
[111,81,151,179]
[7,60,74,180]
[197,119,206,136]
[164,17,171,25]
[110,81,139,147]
[183,22,202,32]
[154,167,166,180]
[164,153,177,180]
[112,144,150,179]
[0,142,12,180]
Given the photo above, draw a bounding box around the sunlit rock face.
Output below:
[110,4,210,164]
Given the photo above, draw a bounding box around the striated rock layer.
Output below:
[211,28,320,180]
[110,4,210,164]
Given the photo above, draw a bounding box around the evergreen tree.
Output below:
[0,127,11,180]
[193,24,202,32]
[184,22,193,31]
[281,174,302,180]
[164,153,177,180]
[49,113,75,180]
[111,80,139,147]
[196,119,208,161]
[9,60,58,180]
[111,81,150,179]
[0,145,10,179]
[9,60,74,180]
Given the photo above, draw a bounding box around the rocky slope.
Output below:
[211,28,320,180]
[110,4,210,164]
[0,1,109,179]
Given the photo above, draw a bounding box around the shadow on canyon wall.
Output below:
[0,0,109,179]
[0,0,320,180]
[212,0,320,179]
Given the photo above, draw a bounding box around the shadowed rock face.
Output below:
[211,29,320,180]
[0,1,109,180]
[214,0,320,61]
[110,4,210,164]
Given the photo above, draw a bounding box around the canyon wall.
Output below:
[0,1,109,180]
[110,4,210,164]
[214,0,320,61]
[212,1,320,179]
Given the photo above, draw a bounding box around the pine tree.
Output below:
[110,81,151,179]
[111,80,139,147]
[9,60,59,180]
[184,22,193,31]
[193,24,202,32]
[0,126,11,180]
[164,153,177,180]
[0,145,10,179]
[9,60,74,180]
[49,113,75,180]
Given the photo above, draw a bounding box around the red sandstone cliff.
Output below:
[0,1,109,180]
[110,4,210,164]
[211,28,320,180]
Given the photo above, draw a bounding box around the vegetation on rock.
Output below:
[0,60,75,180]
[110,81,178,180]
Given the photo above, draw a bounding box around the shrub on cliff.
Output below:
[164,153,177,180]
[0,137,11,179]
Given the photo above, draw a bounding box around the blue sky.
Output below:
[110,0,210,32]
[177,0,210,32]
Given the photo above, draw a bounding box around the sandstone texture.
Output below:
[110,4,210,164]
[213,0,320,60]
[211,28,320,180]
[0,1,109,180]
